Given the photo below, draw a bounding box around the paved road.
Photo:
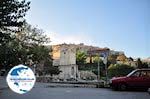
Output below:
[0,77,8,89]
[0,86,149,99]
[0,77,149,99]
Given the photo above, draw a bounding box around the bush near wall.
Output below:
[108,64,135,78]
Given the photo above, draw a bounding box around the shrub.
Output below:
[108,64,134,78]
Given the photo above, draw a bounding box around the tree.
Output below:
[29,45,61,76]
[17,23,50,45]
[108,64,134,78]
[137,58,143,69]
[0,0,30,70]
[92,55,105,76]
[93,55,101,63]
[43,59,61,76]
[76,50,86,65]
[142,62,148,68]
[28,45,51,62]
[0,0,30,45]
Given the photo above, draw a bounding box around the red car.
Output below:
[110,69,150,91]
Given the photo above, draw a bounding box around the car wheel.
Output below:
[119,84,127,91]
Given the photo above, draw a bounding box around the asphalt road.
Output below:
[0,86,149,99]
[0,77,149,99]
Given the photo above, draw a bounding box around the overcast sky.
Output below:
[25,0,150,59]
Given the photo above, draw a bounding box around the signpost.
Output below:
[87,48,109,83]
[100,52,109,84]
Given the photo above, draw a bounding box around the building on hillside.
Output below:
[87,48,110,63]
[116,55,137,67]
[116,54,127,64]
[76,43,99,53]
[142,57,150,67]
[110,50,124,55]
[124,58,137,67]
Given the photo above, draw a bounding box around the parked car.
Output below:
[110,69,150,91]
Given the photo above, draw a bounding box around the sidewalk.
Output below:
[0,76,8,90]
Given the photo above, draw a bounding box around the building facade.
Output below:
[52,44,78,80]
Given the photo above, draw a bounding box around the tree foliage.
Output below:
[43,59,61,76]
[0,0,30,45]
[17,23,50,45]
[93,55,102,63]
[137,58,143,69]
[0,0,30,69]
[76,50,86,65]
[108,64,134,78]
[136,58,148,69]
[0,0,60,76]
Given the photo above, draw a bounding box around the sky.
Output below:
[25,0,150,59]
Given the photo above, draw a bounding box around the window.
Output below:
[140,71,150,77]
[140,71,147,77]
[147,71,150,77]
[131,71,140,77]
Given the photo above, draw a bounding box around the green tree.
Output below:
[137,58,143,69]
[0,0,30,45]
[29,45,51,62]
[76,50,86,65]
[93,55,101,63]
[17,22,50,45]
[92,55,105,77]
[29,45,60,76]
[0,0,30,70]
[108,64,134,78]
[44,59,61,76]
[142,62,148,68]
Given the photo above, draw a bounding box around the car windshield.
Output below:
[127,70,136,77]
